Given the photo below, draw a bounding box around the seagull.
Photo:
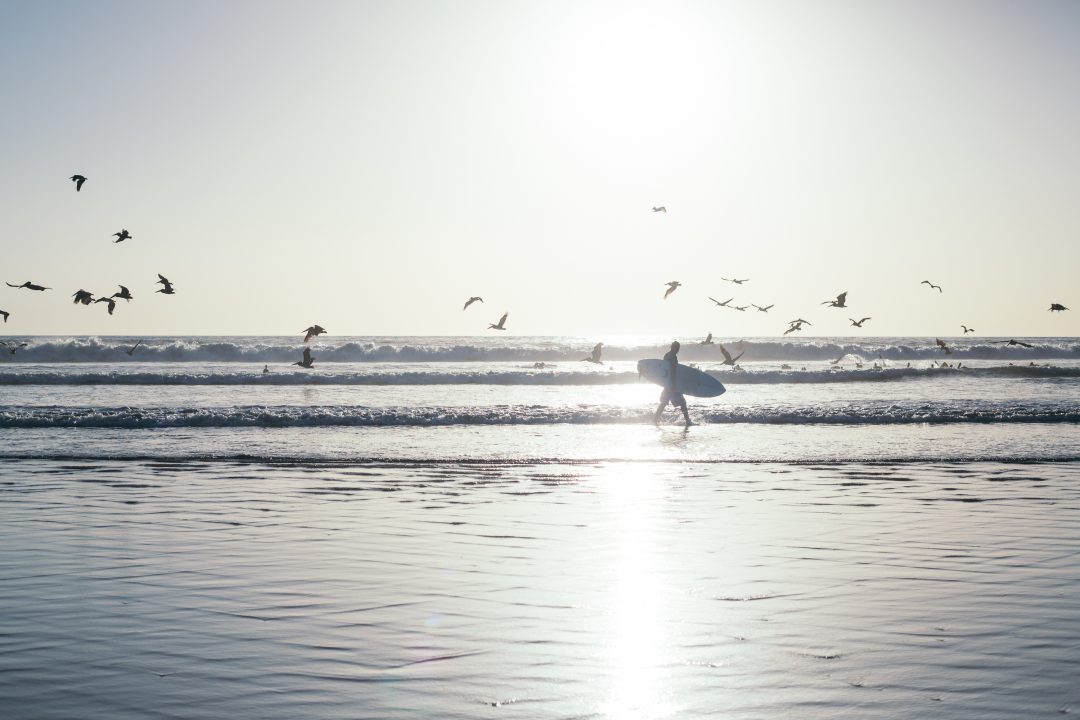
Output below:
[783,321,805,336]
[582,342,603,364]
[293,347,315,368]
[155,274,175,294]
[72,289,95,305]
[708,296,733,307]
[70,175,87,191]
[94,297,117,315]
[752,304,773,312]
[921,280,943,293]
[700,333,714,345]
[111,285,133,302]
[303,325,326,343]
[822,291,848,308]
[652,206,667,213]
[0,341,28,354]
[935,338,953,355]
[113,229,132,243]
[1049,303,1069,312]
[488,312,508,330]
[991,339,1034,348]
[849,317,871,327]
[718,343,744,366]
[961,325,974,334]
[463,296,483,311]
[0,310,8,323]
[6,281,50,291]
[721,277,749,285]
[663,281,681,299]
[124,340,142,356]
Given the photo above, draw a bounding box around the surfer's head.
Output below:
[670,341,680,352]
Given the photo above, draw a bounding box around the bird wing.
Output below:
[838,292,848,303]
[499,312,508,325]
[719,344,733,363]
[6,282,21,288]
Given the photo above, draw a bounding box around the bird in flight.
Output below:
[72,289,95,305]
[752,304,773,312]
[721,277,749,285]
[582,342,603,364]
[652,206,667,213]
[155,274,175,294]
[303,325,327,343]
[935,338,953,355]
[113,229,132,243]
[788,318,812,326]
[701,333,714,345]
[961,325,974,334]
[718,343,744,366]
[0,310,7,323]
[663,281,681,299]
[7,281,50,291]
[124,340,142,356]
[991,339,1034,348]
[94,297,117,315]
[70,175,87,191]
[732,305,748,312]
[111,285,133,302]
[921,280,943,293]
[293,347,315,369]
[822,291,848,308]
[463,296,483,311]
[488,312,509,330]
[849,317,871,327]
[783,321,806,336]
[708,296,733,307]
[0,341,28,354]
[1049,303,1069,312]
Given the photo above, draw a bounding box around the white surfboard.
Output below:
[637,359,726,398]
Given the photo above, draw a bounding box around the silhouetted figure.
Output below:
[112,285,133,302]
[822,291,848,308]
[708,296,733,307]
[961,325,974,334]
[72,289,95,305]
[1049,303,1069,312]
[488,312,509,330]
[7,281,50,291]
[0,341,28,354]
[991,339,1034,348]
[849,317,871,327]
[94,297,117,315]
[70,175,87,191]
[721,277,749,285]
[718,342,744,366]
[303,325,326,343]
[293,347,315,368]
[752,304,773,312]
[654,341,692,426]
[663,281,681,299]
[700,333,714,344]
[262,364,269,374]
[936,338,953,355]
[921,280,943,293]
[113,229,132,243]
[155,274,175,294]
[463,296,483,310]
[652,206,667,213]
[124,340,142,356]
[582,342,603,364]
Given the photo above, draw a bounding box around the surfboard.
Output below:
[637,359,726,398]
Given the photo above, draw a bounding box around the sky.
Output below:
[1,0,1078,337]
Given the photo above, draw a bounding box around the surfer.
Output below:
[653,341,692,427]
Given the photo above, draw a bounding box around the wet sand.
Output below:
[1,459,1078,718]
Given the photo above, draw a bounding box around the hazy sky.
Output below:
[1,0,1078,337]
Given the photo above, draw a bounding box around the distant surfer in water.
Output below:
[654,341,692,426]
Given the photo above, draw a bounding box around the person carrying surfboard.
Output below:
[654,341,693,426]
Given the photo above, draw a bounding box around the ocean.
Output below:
[1,335,1078,718]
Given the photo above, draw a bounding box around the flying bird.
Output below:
[0,310,7,323]
[155,274,175,294]
[935,338,953,355]
[7,281,50,291]
[94,297,117,315]
[663,281,681,299]
[822,291,848,308]
[582,342,603,364]
[72,290,95,305]
[752,304,773,312]
[718,343,744,366]
[293,347,315,369]
[708,297,733,307]
[1049,303,1069,312]
[783,321,806,336]
[113,229,132,243]
[961,325,974,334]
[700,333,714,345]
[721,277,749,285]
[70,175,87,191]
[921,280,943,293]
[849,317,871,327]
[488,312,508,330]
[124,340,142,356]
[463,296,483,311]
[787,318,812,327]
[991,339,1034,348]
[111,285,133,302]
[303,325,327,343]
[652,206,667,213]
[732,305,749,312]
[0,341,28,354]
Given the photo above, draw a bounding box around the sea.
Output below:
[1,335,1079,718]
